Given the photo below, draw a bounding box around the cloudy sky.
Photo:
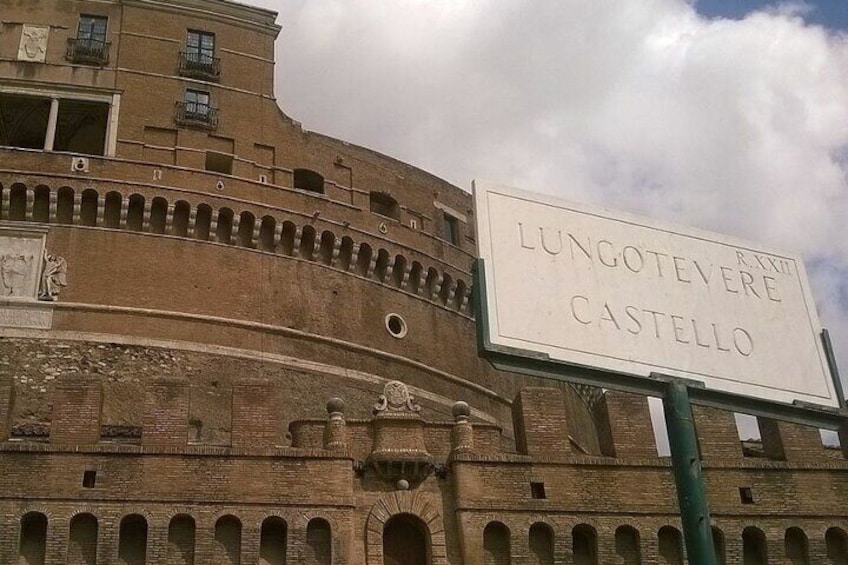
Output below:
[250,0,848,441]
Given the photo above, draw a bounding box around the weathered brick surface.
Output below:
[0,0,846,563]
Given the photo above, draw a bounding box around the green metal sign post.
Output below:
[663,380,718,565]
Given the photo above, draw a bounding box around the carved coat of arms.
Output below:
[18,25,49,63]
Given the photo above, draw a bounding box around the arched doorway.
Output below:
[383,514,429,565]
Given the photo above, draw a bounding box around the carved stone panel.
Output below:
[0,231,45,299]
[0,228,56,330]
[17,25,49,63]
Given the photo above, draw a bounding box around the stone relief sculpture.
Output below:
[0,254,34,296]
[39,253,67,301]
[17,25,49,63]
[374,380,421,413]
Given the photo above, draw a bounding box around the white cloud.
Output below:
[254,0,848,391]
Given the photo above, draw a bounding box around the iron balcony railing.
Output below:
[174,101,219,129]
[178,52,221,81]
[66,38,111,66]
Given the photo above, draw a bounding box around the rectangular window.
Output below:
[186,30,215,64]
[442,212,461,246]
[184,89,210,118]
[78,15,107,43]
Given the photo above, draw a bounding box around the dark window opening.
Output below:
[68,15,110,65]
[442,212,461,245]
[370,192,400,220]
[530,482,547,499]
[0,95,50,149]
[54,100,109,156]
[82,470,96,488]
[739,486,754,504]
[293,169,325,194]
[205,151,233,175]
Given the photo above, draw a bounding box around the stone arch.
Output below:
[258,216,276,252]
[9,183,27,221]
[259,516,287,565]
[280,221,297,255]
[80,188,98,226]
[172,200,190,237]
[167,513,196,564]
[453,279,467,310]
[827,527,848,564]
[408,261,423,294]
[216,207,234,244]
[391,254,407,287]
[104,191,122,228]
[529,522,554,565]
[483,521,511,565]
[126,194,145,231]
[785,527,809,565]
[194,204,212,240]
[237,211,255,247]
[743,526,767,565]
[68,512,98,565]
[306,517,332,565]
[658,525,684,564]
[19,511,48,565]
[615,525,641,565]
[355,243,373,276]
[572,524,597,565]
[319,231,335,265]
[338,236,354,271]
[57,186,75,224]
[118,513,148,565]
[33,185,50,223]
[374,249,391,282]
[299,225,317,259]
[213,514,242,565]
[365,491,447,565]
[149,197,168,234]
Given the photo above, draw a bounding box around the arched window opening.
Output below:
[529,523,554,565]
[33,186,50,223]
[19,512,47,565]
[425,268,439,298]
[149,197,167,234]
[438,274,453,305]
[785,527,809,565]
[9,184,27,221]
[259,517,287,565]
[80,189,98,226]
[299,225,316,259]
[172,201,190,237]
[306,518,332,565]
[374,249,391,282]
[216,208,234,244]
[195,204,212,241]
[408,262,423,295]
[338,237,354,272]
[57,187,75,224]
[118,514,148,565]
[258,216,276,252]
[743,527,767,565]
[658,526,684,565]
[827,527,848,564]
[391,255,407,288]
[370,192,399,220]
[712,526,726,565]
[384,514,429,565]
[104,191,121,228]
[69,513,98,565]
[280,221,296,256]
[572,524,597,565]
[319,231,335,265]
[293,169,324,194]
[483,521,511,565]
[214,515,242,565]
[126,194,145,232]
[355,243,372,277]
[454,279,468,310]
[167,514,196,564]
[237,211,255,247]
[615,526,641,565]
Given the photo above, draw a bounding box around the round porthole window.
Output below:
[385,313,408,339]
